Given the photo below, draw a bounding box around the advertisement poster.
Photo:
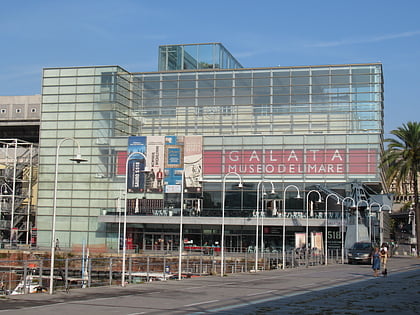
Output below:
[145,136,165,193]
[127,136,147,193]
[164,136,184,193]
[183,135,203,192]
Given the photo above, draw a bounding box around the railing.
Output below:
[0,249,344,295]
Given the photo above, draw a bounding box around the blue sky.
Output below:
[1,0,419,134]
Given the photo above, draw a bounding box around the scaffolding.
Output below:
[0,139,38,246]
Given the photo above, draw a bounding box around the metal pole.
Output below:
[355,200,369,244]
[341,197,355,264]
[282,185,300,270]
[122,152,147,287]
[221,172,243,277]
[50,137,86,295]
[178,171,184,280]
[324,193,340,265]
[260,182,274,260]
[306,190,321,267]
[255,182,261,272]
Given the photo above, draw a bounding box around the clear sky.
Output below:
[1,0,419,134]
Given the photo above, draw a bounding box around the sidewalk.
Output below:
[218,257,420,314]
[1,256,419,314]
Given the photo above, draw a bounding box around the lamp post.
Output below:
[282,185,301,270]
[379,205,392,246]
[341,197,355,264]
[369,202,382,244]
[122,152,148,287]
[324,193,340,265]
[306,190,322,266]
[221,172,243,277]
[255,180,275,272]
[356,200,369,243]
[50,137,87,295]
[178,170,185,280]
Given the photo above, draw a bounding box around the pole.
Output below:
[341,197,355,264]
[255,182,261,272]
[50,137,86,295]
[324,193,340,265]
[282,185,300,270]
[221,172,242,277]
[122,152,147,287]
[178,171,184,280]
[355,200,369,243]
[306,190,321,267]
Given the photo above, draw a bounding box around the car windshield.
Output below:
[353,243,371,250]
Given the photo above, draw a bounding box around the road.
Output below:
[1,256,419,314]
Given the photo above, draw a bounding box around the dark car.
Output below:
[347,242,373,264]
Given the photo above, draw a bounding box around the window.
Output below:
[0,109,6,114]
[16,109,21,113]
[31,108,37,113]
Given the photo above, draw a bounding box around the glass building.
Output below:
[36,43,386,252]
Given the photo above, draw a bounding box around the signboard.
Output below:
[203,149,377,175]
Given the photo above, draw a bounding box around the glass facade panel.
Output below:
[37,52,384,249]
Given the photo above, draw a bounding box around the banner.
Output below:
[203,149,377,175]
[146,136,165,192]
[183,135,203,192]
[127,136,147,193]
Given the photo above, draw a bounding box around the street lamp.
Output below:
[282,185,301,270]
[324,193,340,265]
[178,170,185,280]
[341,197,355,264]
[306,190,322,266]
[379,205,392,246]
[50,137,87,295]
[221,172,243,277]
[122,152,148,287]
[356,200,369,243]
[369,202,382,244]
[255,180,275,272]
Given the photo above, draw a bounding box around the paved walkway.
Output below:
[1,256,419,314]
[214,258,420,314]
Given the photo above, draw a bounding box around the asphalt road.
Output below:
[1,256,419,315]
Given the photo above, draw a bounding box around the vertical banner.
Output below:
[127,136,147,193]
[164,136,183,193]
[183,135,203,192]
[146,136,165,193]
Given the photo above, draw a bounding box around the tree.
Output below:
[381,121,420,254]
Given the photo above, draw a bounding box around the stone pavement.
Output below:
[1,256,419,314]
[215,258,420,314]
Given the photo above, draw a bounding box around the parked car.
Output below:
[347,242,373,264]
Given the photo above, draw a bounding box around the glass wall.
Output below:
[135,64,383,137]
[37,66,135,248]
[158,43,243,71]
[37,61,384,249]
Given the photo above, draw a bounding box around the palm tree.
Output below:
[381,121,420,255]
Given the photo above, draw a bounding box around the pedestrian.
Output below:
[371,247,381,277]
[55,238,60,250]
[380,243,388,276]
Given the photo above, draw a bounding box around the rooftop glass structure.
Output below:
[158,43,243,71]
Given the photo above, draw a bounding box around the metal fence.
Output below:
[0,249,344,295]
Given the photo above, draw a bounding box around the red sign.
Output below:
[203,149,376,175]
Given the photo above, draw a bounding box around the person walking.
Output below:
[380,243,388,276]
[371,247,381,277]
